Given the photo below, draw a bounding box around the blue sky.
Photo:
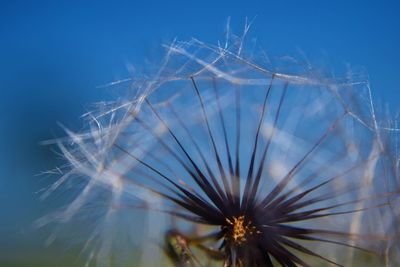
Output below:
[0,0,399,258]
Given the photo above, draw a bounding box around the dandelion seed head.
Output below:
[42,21,400,266]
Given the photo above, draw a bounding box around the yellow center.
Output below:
[225,216,259,245]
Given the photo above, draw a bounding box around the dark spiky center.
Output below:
[112,74,387,266]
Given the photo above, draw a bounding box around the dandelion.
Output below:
[43,23,398,266]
